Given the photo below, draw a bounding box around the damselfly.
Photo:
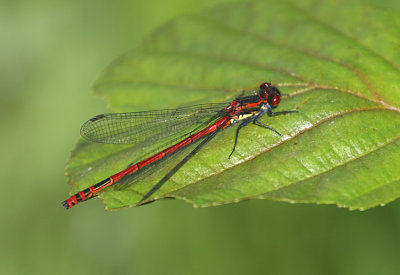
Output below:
[62,82,296,209]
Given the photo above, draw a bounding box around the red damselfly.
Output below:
[62,82,296,209]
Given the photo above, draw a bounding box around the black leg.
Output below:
[252,104,297,136]
[228,105,297,159]
[253,120,281,136]
[228,118,252,159]
[269,110,298,116]
[266,104,298,116]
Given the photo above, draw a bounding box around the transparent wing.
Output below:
[110,128,221,197]
[81,103,228,145]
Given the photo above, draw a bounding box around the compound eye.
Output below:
[259,82,271,89]
[270,94,281,106]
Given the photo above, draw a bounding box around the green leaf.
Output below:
[66,0,400,211]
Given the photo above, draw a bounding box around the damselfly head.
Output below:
[259,82,281,108]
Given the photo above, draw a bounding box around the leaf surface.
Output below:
[66,0,400,210]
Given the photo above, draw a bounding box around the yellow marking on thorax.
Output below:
[229,105,267,124]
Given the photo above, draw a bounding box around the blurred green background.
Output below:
[1,0,400,274]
